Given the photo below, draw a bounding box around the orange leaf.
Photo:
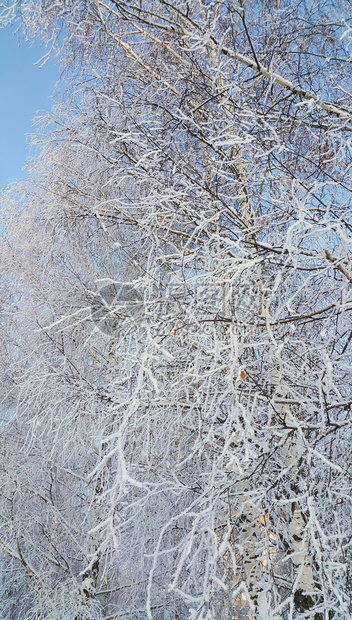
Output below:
[240,370,246,380]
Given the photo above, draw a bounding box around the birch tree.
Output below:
[1,0,352,618]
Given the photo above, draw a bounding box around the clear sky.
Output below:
[0,26,59,189]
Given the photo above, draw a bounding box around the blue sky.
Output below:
[0,26,59,189]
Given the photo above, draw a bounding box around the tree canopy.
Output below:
[1,1,352,618]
